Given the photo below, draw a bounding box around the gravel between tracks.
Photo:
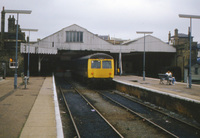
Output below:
[74,83,169,138]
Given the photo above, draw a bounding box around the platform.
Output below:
[0,76,63,138]
[114,75,200,102]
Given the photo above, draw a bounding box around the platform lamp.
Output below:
[136,31,153,81]
[21,28,38,79]
[179,14,200,88]
[4,9,32,89]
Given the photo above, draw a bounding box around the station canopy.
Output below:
[20,24,176,55]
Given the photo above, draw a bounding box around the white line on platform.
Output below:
[53,74,64,138]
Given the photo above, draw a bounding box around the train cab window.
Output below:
[102,61,111,69]
[91,60,101,68]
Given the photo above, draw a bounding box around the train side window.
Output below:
[91,60,101,68]
[102,61,111,69]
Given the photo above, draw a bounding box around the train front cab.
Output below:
[87,58,114,80]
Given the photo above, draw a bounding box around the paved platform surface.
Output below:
[114,75,200,102]
[20,77,57,138]
[0,77,58,138]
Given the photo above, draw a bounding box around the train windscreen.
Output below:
[102,61,111,69]
[91,60,101,68]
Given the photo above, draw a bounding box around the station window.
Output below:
[91,60,101,69]
[66,31,83,42]
[102,61,112,69]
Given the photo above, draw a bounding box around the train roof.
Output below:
[79,53,113,60]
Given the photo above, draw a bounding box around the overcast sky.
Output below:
[1,0,200,43]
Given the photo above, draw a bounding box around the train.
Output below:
[71,53,114,83]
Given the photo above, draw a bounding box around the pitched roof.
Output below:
[121,35,176,53]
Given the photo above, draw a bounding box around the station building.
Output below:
[20,24,177,79]
[4,6,197,81]
[169,29,199,82]
[0,7,25,78]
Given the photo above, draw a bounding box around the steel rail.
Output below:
[68,80,124,138]
[59,86,81,138]
[112,90,200,131]
[95,90,179,138]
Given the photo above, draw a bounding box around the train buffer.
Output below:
[158,73,173,85]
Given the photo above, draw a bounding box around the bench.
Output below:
[158,73,173,85]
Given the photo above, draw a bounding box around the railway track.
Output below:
[57,78,200,137]
[110,90,200,129]
[58,79,123,138]
[94,89,200,138]
[60,79,172,137]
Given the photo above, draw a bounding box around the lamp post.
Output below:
[119,43,122,76]
[136,31,153,81]
[179,14,200,88]
[4,9,32,89]
[21,28,38,79]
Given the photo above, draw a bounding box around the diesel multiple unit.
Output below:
[72,53,114,81]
